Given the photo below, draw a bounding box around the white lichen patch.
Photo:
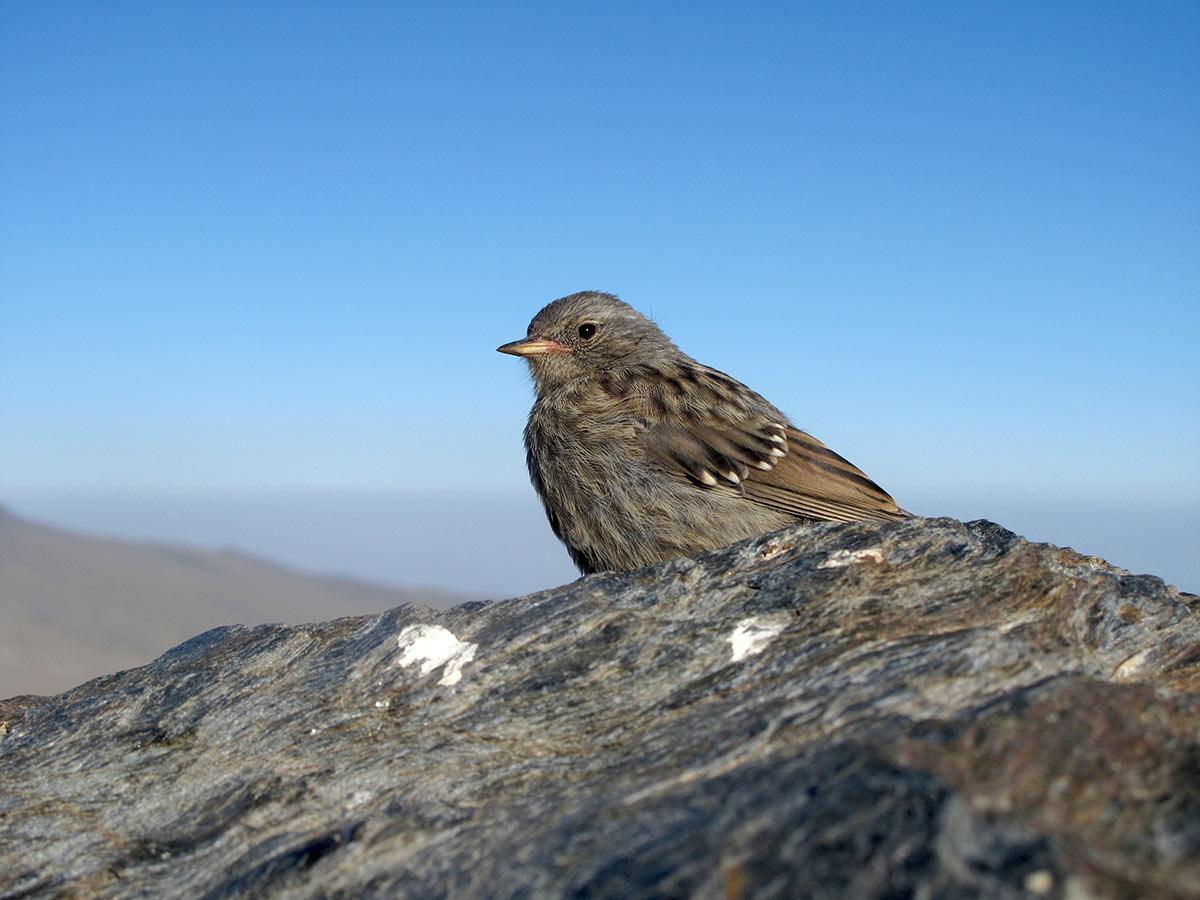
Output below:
[346,790,374,809]
[397,624,478,686]
[1114,647,1153,682]
[728,618,783,662]
[759,539,789,560]
[1024,870,1055,895]
[819,548,886,568]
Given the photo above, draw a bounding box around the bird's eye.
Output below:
[578,323,598,340]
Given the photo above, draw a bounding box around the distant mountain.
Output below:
[0,506,472,697]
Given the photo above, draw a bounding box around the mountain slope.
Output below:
[0,506,469,696]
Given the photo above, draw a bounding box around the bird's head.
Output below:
[498,291,679,393]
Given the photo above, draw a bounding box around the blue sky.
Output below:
[2,3,1197,591]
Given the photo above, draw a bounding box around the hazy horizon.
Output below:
[5,488,1196,597]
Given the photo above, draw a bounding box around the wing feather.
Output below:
[743,427,907,521]
[635,361,907,522]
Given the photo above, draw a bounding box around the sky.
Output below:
[1,2,1197,594]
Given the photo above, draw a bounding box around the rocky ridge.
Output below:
[1,517,1198,898]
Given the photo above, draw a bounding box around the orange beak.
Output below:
[496,337,572,357]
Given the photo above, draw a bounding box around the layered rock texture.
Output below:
[1,517,1198,898]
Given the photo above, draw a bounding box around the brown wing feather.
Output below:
[742,428,907,522]
[633,360,907,523]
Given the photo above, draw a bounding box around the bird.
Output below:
[498,291,908,574]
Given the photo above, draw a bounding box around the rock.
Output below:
[1,517,1197,899]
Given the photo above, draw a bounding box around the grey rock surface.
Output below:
[1,517,1198,899]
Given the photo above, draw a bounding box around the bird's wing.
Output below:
[637,364,907,523]
[743,426,908,522]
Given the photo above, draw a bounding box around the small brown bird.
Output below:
[499,291,908,574]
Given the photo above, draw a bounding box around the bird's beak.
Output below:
[496,337,572,357]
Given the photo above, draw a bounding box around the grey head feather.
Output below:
[521,291,681,394]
